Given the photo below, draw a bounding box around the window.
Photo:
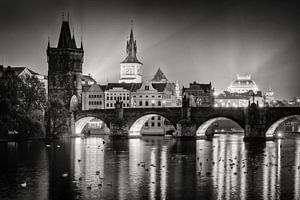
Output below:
[145,85,149,90]
[145,101,149,106]
[157,122,161,127]
[151,116,155,120]
[127,103,129,107]
[158,116,161,120]
[151,122,155,127]
[158,101,161,106]
[140,96,142,98]
[110,97,113,100]
[145,122,149,127]
[139,101,143,106]
[114,97,116,100]
[89,101,91,105]
[100,101,102,105]
[127,97,130,100]
[123,97,126,100]
[100,95,102,98]
[110,103,113,107]
[106,103,109,107]
[146,95,148,98]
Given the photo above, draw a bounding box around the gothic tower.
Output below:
[47,19,84,111]
[119,23,143,83]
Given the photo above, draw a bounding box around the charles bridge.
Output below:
[71,98,300,141]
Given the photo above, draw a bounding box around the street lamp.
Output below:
[162,100,166,107]
[151,100,155,107]
[297,98,300,107]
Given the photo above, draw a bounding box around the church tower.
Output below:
[47,19,84,111]
[119,22,143,83]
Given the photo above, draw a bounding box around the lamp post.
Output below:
[297,98,300,107]
[151,100,155,108]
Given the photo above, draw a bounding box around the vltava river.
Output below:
[0,134,300,200]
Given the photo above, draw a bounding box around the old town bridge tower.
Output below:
[47,19,84,111]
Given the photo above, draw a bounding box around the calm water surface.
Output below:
[0,134,300,200]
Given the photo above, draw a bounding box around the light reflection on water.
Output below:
[0,134,300,199]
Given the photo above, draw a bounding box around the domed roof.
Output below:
[227,75,259,93]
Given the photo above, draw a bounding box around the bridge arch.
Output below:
[265,115,300,138]
[75,116,110,135]
[128,113,177,137]
[196,117,244,138]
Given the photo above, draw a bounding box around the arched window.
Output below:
[158,101,161,106]
[70,95,78,111]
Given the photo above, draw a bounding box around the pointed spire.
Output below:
[71,35,77,48]
[121,20,142,64]
[47,37,50,49]
[80,36,83,49]
[57,20,73,48]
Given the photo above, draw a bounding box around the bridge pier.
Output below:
[110,121,130,138]
[243,103,267,142]
[175,119,196,138]
[175,96,196,138]
[109,100,132,138]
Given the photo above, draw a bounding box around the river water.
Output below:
[0,134,300,200]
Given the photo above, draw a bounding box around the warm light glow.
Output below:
[196,117,244,137]
[266,115,300,137]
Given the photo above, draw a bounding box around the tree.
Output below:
[0,67,23,109]
[19,74,46,113]
[47,98,68,137]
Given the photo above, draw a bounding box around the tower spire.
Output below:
[120,21,142,64]
[47,37,50,49]
[57,20,72,48]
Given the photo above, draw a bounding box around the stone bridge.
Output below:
[72,100,300,141]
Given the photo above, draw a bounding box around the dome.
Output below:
[227,75,259,94]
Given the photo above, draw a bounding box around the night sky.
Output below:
[0,0,299,99]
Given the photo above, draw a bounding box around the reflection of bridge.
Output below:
[72,99,300,140]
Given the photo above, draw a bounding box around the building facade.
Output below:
[215,75,264,107]
[82,83,105,110]
[182,81,214,107]
[227,75,260,94]
[104,83,136,109]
